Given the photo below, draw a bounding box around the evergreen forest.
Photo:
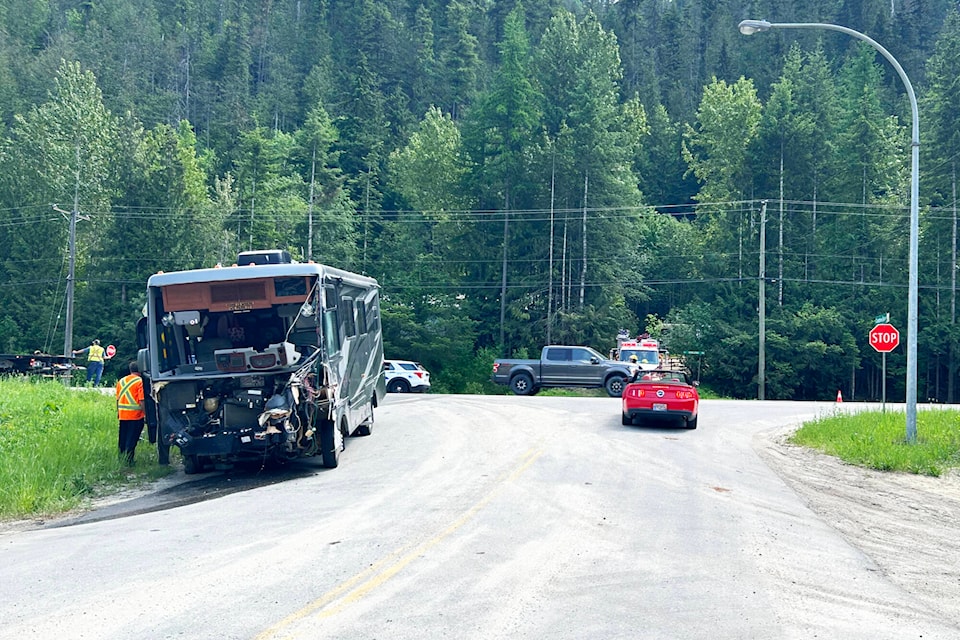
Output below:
[2,0,960,401]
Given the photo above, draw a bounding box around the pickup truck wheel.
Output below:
[605,375,627,397]
[510,372,535,395]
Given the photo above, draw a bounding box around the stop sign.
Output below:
[869,323,900,353]
[105,344,117,358]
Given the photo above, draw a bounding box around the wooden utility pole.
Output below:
[499,186,510,354]
[579,172,587,310]
[547,157,556,344]
[307,146,316,261]
[60,145,84,358]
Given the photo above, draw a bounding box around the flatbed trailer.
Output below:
[0,353,77,380]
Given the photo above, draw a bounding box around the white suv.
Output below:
[384,360,431,393]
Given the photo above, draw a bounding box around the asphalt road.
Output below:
[1,395,957,639]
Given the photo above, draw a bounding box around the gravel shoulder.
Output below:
[755,426,960,626]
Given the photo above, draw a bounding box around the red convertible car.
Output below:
[621,369,699,429]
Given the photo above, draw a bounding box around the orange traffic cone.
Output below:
[836,390,843,403]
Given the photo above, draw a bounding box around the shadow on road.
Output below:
[47,461,325,528]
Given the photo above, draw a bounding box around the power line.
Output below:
[5,196,955,224]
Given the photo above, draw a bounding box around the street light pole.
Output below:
[759,200,767,401]
[738,19,919,443]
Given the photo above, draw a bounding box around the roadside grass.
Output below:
[792,409,960,476]
[538,381,720,399]
[538,387,609,398]
[0,378,173,520]
[692,384,720,399]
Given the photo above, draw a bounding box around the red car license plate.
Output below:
[653,403,667,411]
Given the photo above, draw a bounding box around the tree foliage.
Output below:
[0,0,958,398]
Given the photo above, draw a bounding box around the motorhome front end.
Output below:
[138,253,385,473]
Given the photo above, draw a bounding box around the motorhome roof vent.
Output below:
[237,250,293,265]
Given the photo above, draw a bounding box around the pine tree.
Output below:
[461,4,541,352]
[682,70,763,299]
[920,8,960,401]
[0,60,121,353]
[437,0,480,120]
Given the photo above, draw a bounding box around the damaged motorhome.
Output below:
[137,250,385,473]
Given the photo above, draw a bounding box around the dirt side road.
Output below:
[756,427,960,626]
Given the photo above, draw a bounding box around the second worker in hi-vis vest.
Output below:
[115,361,146,465]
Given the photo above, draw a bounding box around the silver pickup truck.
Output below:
[491,345,636,397]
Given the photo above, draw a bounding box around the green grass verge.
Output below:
[0,378,174,520]
[791,408,960,476]
[692,384,721,399]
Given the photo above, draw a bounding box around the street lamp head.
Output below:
[739,20,772,35]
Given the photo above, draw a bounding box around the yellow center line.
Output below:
[256,447,543,640]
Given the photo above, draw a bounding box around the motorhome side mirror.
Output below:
[136,317,149,349]
[137,348,150,377]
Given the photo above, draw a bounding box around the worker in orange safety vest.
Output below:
[116,361,146,465]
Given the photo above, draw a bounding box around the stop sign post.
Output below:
[870,322,899,408]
